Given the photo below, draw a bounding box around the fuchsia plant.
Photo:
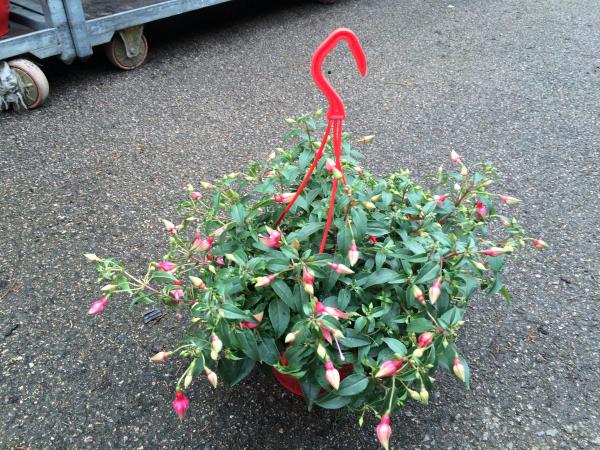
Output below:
[86,111,545,449]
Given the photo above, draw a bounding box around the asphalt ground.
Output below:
[1,0,599,448]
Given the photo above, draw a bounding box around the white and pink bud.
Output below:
[170,289,185,301]
[200,181,214,190]
[189,276,206,289]
[211,334,222,353]
[191,191,202,201]
[483,246,509,257]
[240,312,264,329]
[156,260,176,273]
[205,367,218,388]
[273,193,294,203]
[324,360,340,390]
[328,262,355,275]
[348,241,360,266]
[450,150,462,164]
[172,391,190,418]
[285,331,298,344]
[88,296,108,315]
[315,300,350,319]
[259,227,281,248]
[325,158,336,173]
[84,253,101,262]
[453,358,466,382]
[500,194,520,205]
[212,224,228,237]
[375,360,404,378]
[150,351,171,362]
[376,414,392,450]
[357,135,375,144]
[163,219,177,235]
[255,274,277,287]
[417,332,434,348]
[533,239,548,249]
[475,200,488,219]
[429,278,441,305]
[433,194,447,205]
[412,285,425,304]
[332,167,343,180]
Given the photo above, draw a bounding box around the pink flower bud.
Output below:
[192,233,212,252]
[205,367,218,388]
[324,360,340,390]
[354,166,364,176]
[369,235,378,244]
[500,194,520,205]
[325,158,336,172]
[240,312,263,329]
[429,278,441,305]
[156,260,176,273]
[533,239,548,249]
[375,360,404,378]
[475,200,488,219]
[453,358,465,382]
[211,334,222,353]
[412,285,425,304]
[320,324,333,344]
[273,193,294,203]
[172,391,190,418]
[376,414,392,450]
[170,289,185,300]
[303,267,315,285]
[150,351,171,362]
[255,274,277,287]
[259,227,282,248]
[348,241,360,266]
[328,262,355,275]
[191,191,202,201]
[433,194,447,205]
[483,246,508,257]
[450,150,462,164]
[417,332,434,348]
[189,276,206,289]
[315,300,350,319]
[88,296,108,315]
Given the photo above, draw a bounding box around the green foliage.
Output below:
[90,111,537,428]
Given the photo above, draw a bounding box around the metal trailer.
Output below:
[0,0,234,111]
[0,0,336,111]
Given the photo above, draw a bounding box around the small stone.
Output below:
[545,429,559,437]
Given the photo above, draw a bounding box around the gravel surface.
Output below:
[1,0,599,448]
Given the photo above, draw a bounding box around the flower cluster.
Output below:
[87,111,545,448]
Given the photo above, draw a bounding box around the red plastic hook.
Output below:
[311,28,367,120]
[275,28,367,253]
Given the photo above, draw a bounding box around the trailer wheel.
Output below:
[8,59,49,109]
[105,32,148,70]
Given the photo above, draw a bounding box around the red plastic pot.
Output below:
[0,0,8,37]
[273,352,352,397]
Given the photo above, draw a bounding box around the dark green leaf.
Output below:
[315,393,351,409]
[406,318,433,333]
[268,299,290,338]
[337,374,369,396]
[382,338,407,355]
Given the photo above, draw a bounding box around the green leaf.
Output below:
[220,303,254,321]
[268,299,290,338]
[340,336,370,348]
[315,393,351,409]
[271,280,296,310]
[257,336,280,365]
[150,271,177,283]
[351,207,367,238]
[382,337,407,355]
[337,374,369,396]
[219,357,255,385]
[230,203,247,226]
[289,222,324,242]
[416,262,440,284]
[357,268,403,288]
[238,329,261,360]
[406,318,433,333]
[300,377,321,411]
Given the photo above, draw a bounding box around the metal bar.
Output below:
[84,0,231,47]
[62,0,93,58]
[0,29,59,60]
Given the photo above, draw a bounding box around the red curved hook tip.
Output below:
[311,28,367,120]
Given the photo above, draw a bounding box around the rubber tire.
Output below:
[317,0,337,4]
[105,33,148,70]
[8,59,49,110]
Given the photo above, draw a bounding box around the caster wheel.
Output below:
[8,59,49,109]
[105,32,148,70]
